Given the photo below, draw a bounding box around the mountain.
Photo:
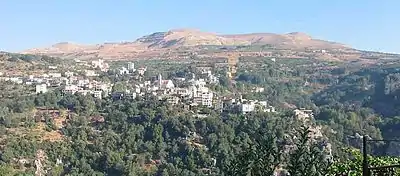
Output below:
[21,28,395,61]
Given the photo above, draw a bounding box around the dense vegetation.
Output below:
[2,55,400,175]
[0,52,75,75]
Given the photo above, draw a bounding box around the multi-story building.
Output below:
[240,102,255,114]
[119,67,129,75]
[138,67,147,76]
[127,62,135,72]
[63,85,79,94]
[193,92,213,107]
[156,74,175,89]
[93,91,103,99]
[174,88,190,97]
[167,96,180,105]
[64,71,74,77]
[294,108,314,121]
[239,100,275,114]
[48,73,62,78]
[91,59,104,68]
[35,84,47,94]
[85,70,98,77]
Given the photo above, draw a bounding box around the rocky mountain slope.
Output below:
[21,29,396,61]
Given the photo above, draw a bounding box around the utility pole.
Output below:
[362,135,369,176]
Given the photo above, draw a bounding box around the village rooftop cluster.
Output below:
[0,59,281,115]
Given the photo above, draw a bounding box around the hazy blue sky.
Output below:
[0,0,398,53]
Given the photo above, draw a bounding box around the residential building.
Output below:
[91,59,104,68]
[119,67,129,75]
[167,96,180,105]
[63,85,79,94]
[240,102,255,114]
[77,90,89,96]
[253,87,265,93]
[138,67,146,75]
[36,84,47,94]
[48,73,62,78]
[93,91,103,99]
[194,92,213,107]
[85,70,98,77]
[239,100,274,114]
[156,74,175,89]
[174,88,190,97]
[174,77,186,82]
[64,71,74,77]
[127,62,135,72]
[48,66,58,69]
[265,106,276,113]
[208,74,219,84]
[77,79,90,87]
[125,92,137,99]
[214,99,224,112]
[294,109,314,121]
[9,77,23,84]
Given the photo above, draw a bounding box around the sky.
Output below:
[0,0,399,53]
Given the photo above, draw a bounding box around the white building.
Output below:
[174,88,190,97]
[8,77,23,84]
[77,90,89,96]
[167,96,180,105]
[119,67,129,75]
[64,71,74,77]
[48,73,62,78]
[91,59,104,68]
[294,109,314,121]
[134,87,141,94]
[85,70,98,77]
[191,79,207,88]
[240,100,274,114]
[127,62,135,72]
[241,103,255,114]
[33,78,44,83]
[138,67,146,75]
[35,84,48,94]
[208,74,219,84]
[193,87,214,107]
[253,87,265,93]
[214,100,224,112]
[77,79,90,87]
[93,91,103,99]
[48,66,58,69]
[156,74,175,89]
[63,85,79,94]
[200,92,213,107]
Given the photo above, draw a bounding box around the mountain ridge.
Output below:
[21,28,393,61]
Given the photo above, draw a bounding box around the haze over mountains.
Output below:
[21,28,395,61]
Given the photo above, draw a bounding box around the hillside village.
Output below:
[0,56,330,121]
[0,58,281,115]
[4,1,400,174]
[0,56,333,175]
